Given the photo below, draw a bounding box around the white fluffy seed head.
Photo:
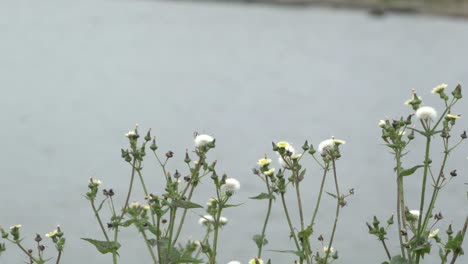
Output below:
[415,106,437,121]
[194,134,214,148]
[222,178,241,194]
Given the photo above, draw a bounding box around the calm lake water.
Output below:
[1,0,467,263]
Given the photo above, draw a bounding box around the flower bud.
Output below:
[452,84,462,99]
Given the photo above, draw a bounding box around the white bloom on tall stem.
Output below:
[227,261,241,264]
[222,178,241,194]
[318,137,346,155]
[198,215,214,225]
[431,83,448,94]
[415,106,437,121]
[194,134,214,148]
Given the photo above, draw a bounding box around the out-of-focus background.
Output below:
[0,0,467,263]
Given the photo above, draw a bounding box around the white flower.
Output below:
[194,134,214,148]
[398,130,406,136]
[219,216,228,225]
[415,106,437,121]
[45,228,58,238]
[276,141,290,149]
[432,83,448,94]
[198,215,214,225]
[264,168,275,176]
[378,120,386,128]
[142,205,151,211]
[129,202,140,209]
[409,210,420,218]
[323,246,334,254]
[9,224,21,230]
[248,258,264,264]
[446,114,460,119]
[257,158,272,166]
[429,229,439,238]
[125,130,137,138]
[89,177,102,186]
[227,261,241,264]
[318,137,346,155]
[222,178,241,194]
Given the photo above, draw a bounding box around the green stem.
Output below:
[324,158,341,262]
[11,240,40,263]
[135,164,156,226]
[280,193,301,252]
[416,132,432,251]
[294,170,310,264]
[310,162,330,229]
[55,251,62,264]
[90,200,110,241]
[122,160,137,214]
[140,229,158,264]
[172,156,203,246]
[422,146,449,231]
[166,207,177,263]
[381,239,391,260]
[395,149,408,259]
[210,207,223,264]
[257,176,273,258]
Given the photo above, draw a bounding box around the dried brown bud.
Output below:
[165,151,174,158]
[450,170,457,177]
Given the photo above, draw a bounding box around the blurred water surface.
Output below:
[1,0,467,263]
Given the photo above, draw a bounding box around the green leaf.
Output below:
[400,165,424,177]
[249,193,274,200]
[445,231,464,252]
[172,200,203,209]
[120,219,135,227]
[253,234,268,249]
[222,203,244,208]
[147,239,157,247]
[81,238,121,255]
[268,249,304,258]
[326,192,337,199]
[390,255,409,264]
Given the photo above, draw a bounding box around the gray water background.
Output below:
[1,0,467,263]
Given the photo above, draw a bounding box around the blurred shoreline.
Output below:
[179,0,468,18]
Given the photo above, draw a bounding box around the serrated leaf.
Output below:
[400,165,424,177]
[250,193,274,200]
[172,200,203,209]
[81,238,121,255]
